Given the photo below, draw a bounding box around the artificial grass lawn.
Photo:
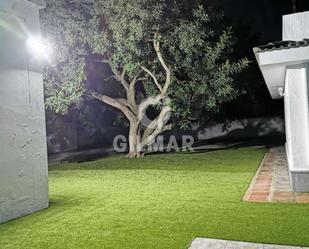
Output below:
[1,147,309,249]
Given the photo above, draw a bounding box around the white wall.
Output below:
[281,12,309,191]
[285,65,309,171]
[197,117,284,141]
[283,11,309,41]
[0,0,48,223]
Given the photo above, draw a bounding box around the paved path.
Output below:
[188,238,309,249]
[243,147,309,203]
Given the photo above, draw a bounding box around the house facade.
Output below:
[254,11,309,192]
[0,0,48,223]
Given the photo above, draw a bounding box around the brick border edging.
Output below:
[243,148,309,203]
[243,153,269,202]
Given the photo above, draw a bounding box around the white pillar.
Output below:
[285,64,309,191]
[0,0,48,223]
[283,11,309,41]
[282,11,309,192]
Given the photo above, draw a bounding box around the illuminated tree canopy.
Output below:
[42,0,249,157]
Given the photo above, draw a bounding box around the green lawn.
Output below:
[1,147,309,249]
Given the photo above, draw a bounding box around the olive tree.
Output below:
[42,0,249,157]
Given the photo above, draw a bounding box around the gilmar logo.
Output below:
[113,134,194,153]
[113,96,194,155]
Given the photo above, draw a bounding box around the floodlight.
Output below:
[27,37,48,58]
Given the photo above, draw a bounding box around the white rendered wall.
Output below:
[0,0,48,223]
[197,117,284,141]
[283,11,309,41]
[282,11,309,191]
[284,65,309,171]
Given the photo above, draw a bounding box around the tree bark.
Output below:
[127,121,143,158]
[90,31,172,158]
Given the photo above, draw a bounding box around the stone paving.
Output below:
[243,147,309,203]
[188,238,309,249]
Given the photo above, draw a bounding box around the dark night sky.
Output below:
[216,0,295,42]
[205,0,309,120]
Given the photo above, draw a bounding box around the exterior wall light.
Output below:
[27,37,48,58]
[278,87,285,97]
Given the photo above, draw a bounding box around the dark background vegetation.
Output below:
[213,0,309,119]
[46,0,309,153]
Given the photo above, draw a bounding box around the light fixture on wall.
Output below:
[27,37,48,58]
[278,87,285,97]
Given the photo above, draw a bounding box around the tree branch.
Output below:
[89,92,135,121]
[138,95,163,121]
[130,69,144,89]
[126,69,144,115]
[141,105,172,147]
[140,65,163,93]
[153,31,171,96]
[102,59,129,91]
[104,75,118,82]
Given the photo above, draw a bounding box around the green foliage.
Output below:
[42,1,89,114]
[163,8,249,128]
[42,0,248,127]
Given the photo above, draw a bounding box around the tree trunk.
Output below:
[127,121,143,158]
[91,32,172,158]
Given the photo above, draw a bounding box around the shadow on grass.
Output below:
[49,145,268,174]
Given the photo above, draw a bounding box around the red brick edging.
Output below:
[243,150,309,203]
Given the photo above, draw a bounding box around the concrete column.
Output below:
[282,11,309,192]
[285,64,309,192]
[0,0,48,223]
[283,11,309,41]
